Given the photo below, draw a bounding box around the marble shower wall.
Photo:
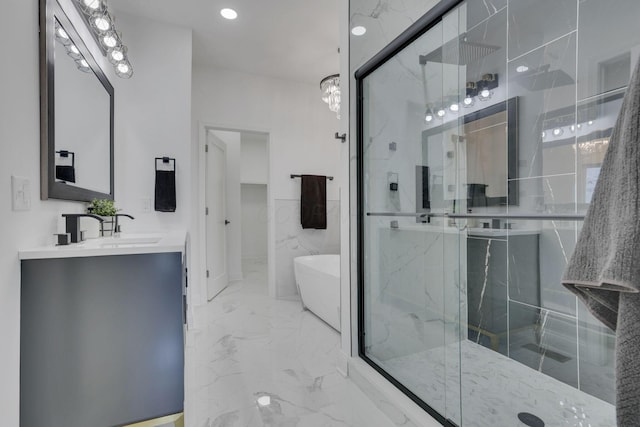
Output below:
[275,199,340,298]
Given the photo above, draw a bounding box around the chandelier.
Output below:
[320,74,341,119]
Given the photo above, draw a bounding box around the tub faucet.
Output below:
[62,214,104,243]
[114,214,135,235]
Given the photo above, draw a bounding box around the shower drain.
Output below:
[517,412,545,427]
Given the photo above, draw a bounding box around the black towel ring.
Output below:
[155,157,176,172]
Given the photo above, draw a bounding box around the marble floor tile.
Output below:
[185,260,394,427]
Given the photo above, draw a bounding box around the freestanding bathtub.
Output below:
[293,254,340,332]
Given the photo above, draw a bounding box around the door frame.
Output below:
[197,121,274,305]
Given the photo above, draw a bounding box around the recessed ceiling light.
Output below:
[220,8,238,20]
[351,26,366,36]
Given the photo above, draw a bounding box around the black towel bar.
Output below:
[290,174,334,181]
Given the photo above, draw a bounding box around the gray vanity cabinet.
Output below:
[20,252,184,427]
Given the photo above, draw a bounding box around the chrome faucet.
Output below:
[62,214,104,243]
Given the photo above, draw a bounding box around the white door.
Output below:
[206,137,229,300]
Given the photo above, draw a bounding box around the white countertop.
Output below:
[19,232,186,260]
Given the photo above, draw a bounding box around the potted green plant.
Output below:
[87,199,120,236]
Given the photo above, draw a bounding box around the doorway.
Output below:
[202,126,270,302]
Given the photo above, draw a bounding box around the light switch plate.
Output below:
[12,176,31,211]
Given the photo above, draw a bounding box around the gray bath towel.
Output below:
[562,57,640,425]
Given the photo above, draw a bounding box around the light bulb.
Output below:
[257,396,271,406]
[449,103,459,112]
[80,59,88,67]
[110,49,124,61]
[117,63,129,73]
[516,65,529,73]
[570,125,575,132]
[351,26,366,36]
[425,113,433,122]
[69,45,79,54]
[436,108,446,118]
[479,89,491,100]
[93,15,110,32]
[463,96,474,107]
[103,33,117,48]
[57,27,69,39]
[588,120,593,126]
[83,0,102,10]
[552,128,563,136]
[541,131,546,138]
[220,8,238,20]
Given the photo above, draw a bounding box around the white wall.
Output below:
[111,13,192,234]
[241,184,268,260]
[192,66,341,302]
[240,133,268,184]
[209,130,243,281]
[0,4,192,423]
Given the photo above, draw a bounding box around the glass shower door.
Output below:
[359,6,465,425]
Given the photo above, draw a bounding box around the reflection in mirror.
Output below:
[421,98,519,213]
[41,0,114,202]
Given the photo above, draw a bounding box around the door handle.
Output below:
[225,220,231,225]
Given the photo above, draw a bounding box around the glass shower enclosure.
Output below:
[356,0,639,425]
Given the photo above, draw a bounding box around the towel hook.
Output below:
[334,132,346,143]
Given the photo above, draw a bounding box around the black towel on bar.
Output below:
[300,175,327,229]
[55,165,75,183]
[155,170,176,212]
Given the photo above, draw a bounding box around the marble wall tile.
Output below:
[507,0,577,60]
[537,221,578,316]
[507,34,577,180]
[275,199,340,299]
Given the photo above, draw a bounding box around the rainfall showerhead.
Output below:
[511,64,574,91]
[419,34,501,66]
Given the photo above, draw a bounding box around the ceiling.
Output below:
[108,0,340,84]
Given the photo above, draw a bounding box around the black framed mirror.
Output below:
[40,0,114,202]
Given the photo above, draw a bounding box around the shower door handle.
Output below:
[224,220,231,225]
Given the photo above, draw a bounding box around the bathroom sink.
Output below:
[99,235,162,248]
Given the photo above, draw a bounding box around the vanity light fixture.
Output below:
[220,8,238,20]
[351,26,367,36]
[73,0,133,78]
[516,65,529,73]
[320,74,341,119]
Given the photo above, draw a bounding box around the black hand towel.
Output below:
[155,170,176,212]
[55,165,75,183]
[301,175,327,229]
